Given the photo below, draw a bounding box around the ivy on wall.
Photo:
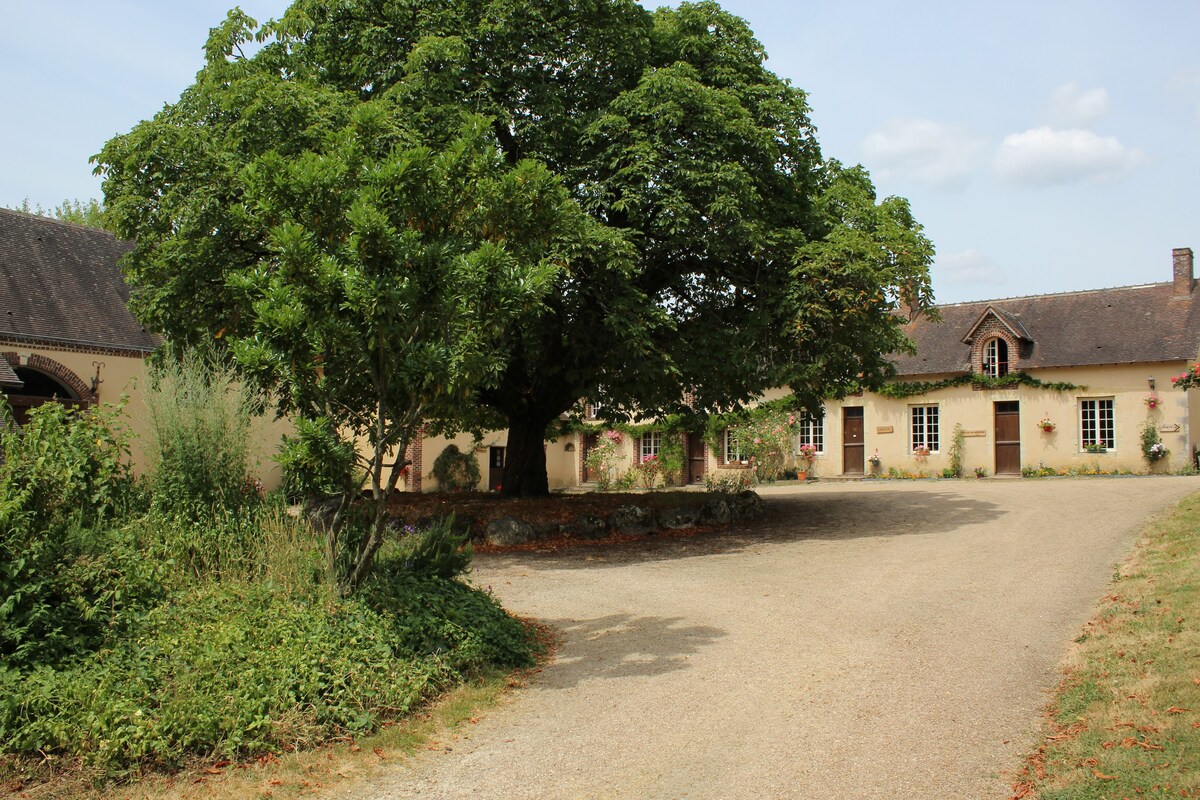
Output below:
[555,372,1081,441]
[873,372,1082,399]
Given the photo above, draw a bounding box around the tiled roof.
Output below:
[893,282,1200,376]
[0,352,21,389]
[0,208,157,352]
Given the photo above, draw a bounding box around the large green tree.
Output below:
[97,1,934,498]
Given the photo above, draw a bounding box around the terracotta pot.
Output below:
[797,470,808,482]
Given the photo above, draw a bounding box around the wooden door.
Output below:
[580,434,599,483]
[686,432,707,484]
[994,401,1021,475]
[488,447,505,491]
[843,407,865,474]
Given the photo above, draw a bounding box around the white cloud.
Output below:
[861,118,986,190]
[936,250,1003,286]
[993,127,1145,187]
[1047,82,1110,127]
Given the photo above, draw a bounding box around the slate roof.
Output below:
[0,353,21,389]
[892,281,1200,377]
[0,208,157,352]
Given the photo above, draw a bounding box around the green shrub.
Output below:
[948,423,965,478]
[704,471,755,492]
[0,400,153,669]
[276,416,357,501]
[390,516,473,580]
[1141,419,1168,464]
[657,435,685,487]
[431,444,481,491]
[0,571,534,775]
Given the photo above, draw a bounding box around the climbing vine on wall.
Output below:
[873,372,1082,399]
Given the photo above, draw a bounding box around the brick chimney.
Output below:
[1174,247,1194,295]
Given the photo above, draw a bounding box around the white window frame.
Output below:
[1079,398,1115,449]
[910,405,940,453]
[982,337,1010,378]
[640,430,662,460]
[722,428,745,464]
[796,412,824,454]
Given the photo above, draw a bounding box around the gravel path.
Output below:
[359,477,1200,800]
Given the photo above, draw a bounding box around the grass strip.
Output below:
[1012,491,1200,798]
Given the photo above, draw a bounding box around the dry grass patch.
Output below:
[1012,492,1200,799]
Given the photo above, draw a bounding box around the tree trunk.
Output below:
[500,412,553,497]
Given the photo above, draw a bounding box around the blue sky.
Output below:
[2,1,1197,303]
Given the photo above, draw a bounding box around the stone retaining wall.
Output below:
[481,490,764,547]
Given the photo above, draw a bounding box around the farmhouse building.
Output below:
[0,208,285,486]
[413,247,1200,489]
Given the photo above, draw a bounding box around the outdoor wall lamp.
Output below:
[92,361,105,395]
[1148,377,1156,390]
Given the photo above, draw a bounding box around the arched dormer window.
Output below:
[982,337,1009,378]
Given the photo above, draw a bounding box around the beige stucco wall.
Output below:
[391,363,1200,493]
[802,362,1192,478]
[417,428,590,492]
[5,346,290,490]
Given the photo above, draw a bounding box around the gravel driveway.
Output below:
[359,477,1200,800]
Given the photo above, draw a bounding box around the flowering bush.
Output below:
[912,446,931,461]
[727,411,799,482]
[1141,420,1169,463]
[633,453,662,488]
[796,444,818,469]
[1170,363,1200,390]
[584,430,626,490]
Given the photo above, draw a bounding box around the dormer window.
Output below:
[982,337,1009,378]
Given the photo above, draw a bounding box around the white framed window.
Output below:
[722,429,744,464]
[640,431,662,460]
[796,412,824,454]
[910,405,940,452]
[982,337,1010,378]
[1079,398,1115,449]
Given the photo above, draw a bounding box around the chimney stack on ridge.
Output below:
[1173,247,1194,296]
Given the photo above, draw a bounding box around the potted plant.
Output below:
[1038,417,1055,433]
[795,443,817,481]
[1084,442,1108,454]
[867,449,882,473]
[974,466,987,478]
[1145,392,1161,410]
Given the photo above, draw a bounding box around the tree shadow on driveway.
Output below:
[531,613,727,687]
[478,487,1002,571]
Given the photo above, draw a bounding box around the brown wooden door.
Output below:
[488,447,505,491]
[843,407,865,474]
[994,401,1021,475]
[580,434,599,483]
[687,432,707,484]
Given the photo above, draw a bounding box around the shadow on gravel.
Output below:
[534,613,727,686]
[478,488,1002,571]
